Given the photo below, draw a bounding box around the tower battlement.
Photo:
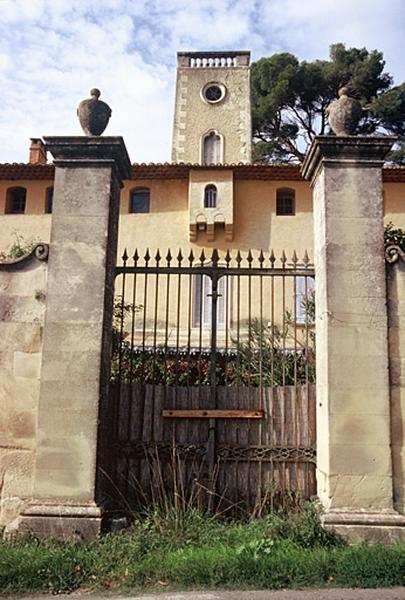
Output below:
[177,51,250,69]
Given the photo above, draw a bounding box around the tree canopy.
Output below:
[251,43,405,164]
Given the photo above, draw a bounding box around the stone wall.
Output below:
[0,247,48,533]
[387,252,405,515]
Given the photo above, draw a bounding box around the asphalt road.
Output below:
[26,589,405,600]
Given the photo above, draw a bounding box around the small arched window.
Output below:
[130,188,150,213]
[45,187,53,214]
[276,188,295,216]
[203,131,222,164]
[5,187,26,214]
[204,185,217,208]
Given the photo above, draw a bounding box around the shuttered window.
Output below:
[203,132,221,164]
[194,274,227,329]
[295,275,315,324]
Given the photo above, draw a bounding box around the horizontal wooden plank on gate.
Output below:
[162,409,264,419]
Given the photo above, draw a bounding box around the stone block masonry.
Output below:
[302,136,405,542]
[0,245,48,536]
[387,251,405,516]
[18,137,131,541]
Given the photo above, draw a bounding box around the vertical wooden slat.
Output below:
[111,382,317,515]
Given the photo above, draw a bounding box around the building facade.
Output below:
[2,51,405,541]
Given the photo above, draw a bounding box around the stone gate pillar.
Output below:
[20,137,131,540]
[302,136,405,542]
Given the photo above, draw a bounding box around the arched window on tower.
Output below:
[203,131,222,164]
[204,184,217,208]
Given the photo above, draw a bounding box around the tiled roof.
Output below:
[131,162,304,180]
[382,167,405,182]
[0,163,55,180]
[0,161,405,182]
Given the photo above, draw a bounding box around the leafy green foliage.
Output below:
[233,314,315,386]
[0,232,38,261]
[3,504,405,594]
[251,43,404,163]
[385,221,405,252]
[111,310,315,386]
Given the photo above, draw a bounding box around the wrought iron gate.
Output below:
[107,248,316,515]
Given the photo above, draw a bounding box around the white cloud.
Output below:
[0,0,403,163]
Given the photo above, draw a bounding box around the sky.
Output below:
[0,0,404,164]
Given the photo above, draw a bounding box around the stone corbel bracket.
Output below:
[385,244,405,264]
[0,243,49,271]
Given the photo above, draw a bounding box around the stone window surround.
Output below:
[201,129,224,164]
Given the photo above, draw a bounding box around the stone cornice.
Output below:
[43,136,132,181]
[301,135,397,183]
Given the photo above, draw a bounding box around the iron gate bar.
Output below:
[116,266,315,276]
[110,248,316,515]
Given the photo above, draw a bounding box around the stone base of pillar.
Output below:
[18,501,101,542]
[322,510,405,543]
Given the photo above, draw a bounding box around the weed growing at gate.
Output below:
[2,503,405,595]
[0,232,39,261]
[111,315,316,386]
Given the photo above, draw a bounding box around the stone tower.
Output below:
[172,51,252,164]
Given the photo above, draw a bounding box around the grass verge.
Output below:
[1,503,405,595]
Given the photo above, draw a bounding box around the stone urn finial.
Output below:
[326,85,363,136]
[77,89,112,136]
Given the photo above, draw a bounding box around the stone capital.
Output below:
[301,135,397,183]
[43,136,132,181]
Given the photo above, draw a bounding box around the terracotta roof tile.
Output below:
[1,162,405,182]
[0,163,54,180]
[131,162,305,180]
[382,167,405,182]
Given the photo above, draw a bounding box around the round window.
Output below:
[202,83,226,104]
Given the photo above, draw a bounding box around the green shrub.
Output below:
[2,504,405,595]
[0,232,38,261]
[385,221,405,252]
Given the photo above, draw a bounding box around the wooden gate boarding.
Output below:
[108,247,316,515]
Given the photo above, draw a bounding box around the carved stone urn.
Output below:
[326,86,363,136]
[77,89,112,136]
